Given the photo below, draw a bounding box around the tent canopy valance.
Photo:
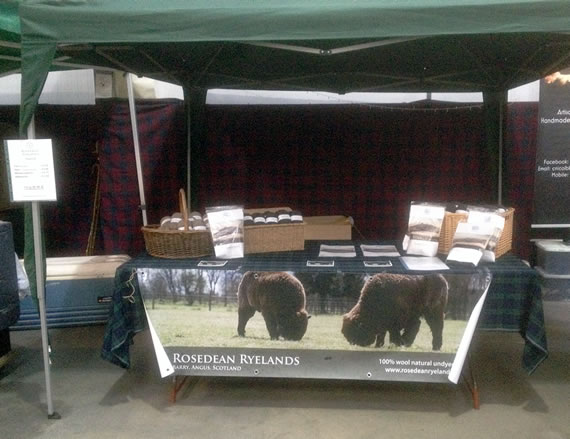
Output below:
[19,0,570,43]
[15,1,570,115]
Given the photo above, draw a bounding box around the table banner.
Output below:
[136,267,491,384]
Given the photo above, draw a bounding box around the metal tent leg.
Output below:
[461,353,480,409]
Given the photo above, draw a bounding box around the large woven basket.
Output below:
[141,189,213,259]
[438,207,514,257]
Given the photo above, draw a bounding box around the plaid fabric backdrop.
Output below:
[504,102,539,258]
[0,100,539,259]
[98,100,186,254]
[195,104,494,239]
[0,101,187,256]
[0,105,102,256]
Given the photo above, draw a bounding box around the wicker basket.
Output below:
[244,207,305,254]
[141,189,213,259]
[438,211,468,254]
[494,208,515,258]
[438,207,514,257]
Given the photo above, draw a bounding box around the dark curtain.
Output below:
[0,100,187,257]
[0,99,539,259]
[194,103,494,241]
[98,100,187,254]
[0,105,102,256]
[504,102,539,259]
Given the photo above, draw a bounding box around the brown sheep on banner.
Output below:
[342,273,448,350]
[237,271,310,341]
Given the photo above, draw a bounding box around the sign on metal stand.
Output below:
[3,131,60,419]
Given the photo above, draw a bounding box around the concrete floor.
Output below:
[1,301,568,439]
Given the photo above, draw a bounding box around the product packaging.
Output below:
[402,202,446,257]
[205,206,244,259]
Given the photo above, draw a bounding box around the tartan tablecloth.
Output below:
[101,241,547,374]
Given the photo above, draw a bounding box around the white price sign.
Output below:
[4,139,57,202]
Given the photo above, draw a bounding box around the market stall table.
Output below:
[101,241,547,376]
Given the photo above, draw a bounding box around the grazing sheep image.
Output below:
[237,271,310,341]
[341,273,448,350]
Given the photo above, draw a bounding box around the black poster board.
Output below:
[533,68,570,228]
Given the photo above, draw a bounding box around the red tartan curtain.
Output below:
[0,105,104,256]
[0,100,540,259]
[0,100,187,257]
[194,104,495,241]
[504,102,539,259]
[98,100,187,255]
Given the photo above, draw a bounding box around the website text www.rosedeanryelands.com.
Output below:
[380,358,451,376]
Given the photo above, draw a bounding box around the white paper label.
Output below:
[4,139,57,201]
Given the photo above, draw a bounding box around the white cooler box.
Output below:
[536,240,570,275]
[12,255,130,330]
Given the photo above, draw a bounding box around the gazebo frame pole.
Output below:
[28,117,60,419]
[126,73,148,226]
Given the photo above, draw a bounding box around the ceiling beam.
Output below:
[139,49,181,85]
[245,37,420,56]
[95,48,138,75]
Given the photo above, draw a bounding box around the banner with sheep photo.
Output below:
[137,268,491,383]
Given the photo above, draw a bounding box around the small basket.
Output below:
[141,189,213,259]
[438,207,514,257]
